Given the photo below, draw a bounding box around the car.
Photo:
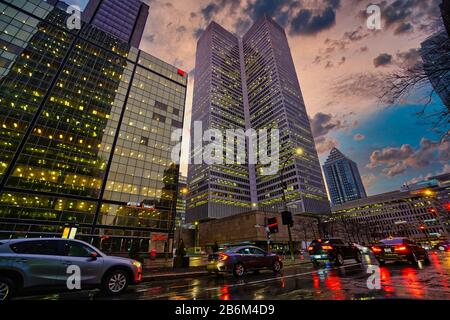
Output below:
[434,241,450,252]
[0,238,143,300]
[206,245,283,277]
[371,237,430,266]
[307,238,362,267]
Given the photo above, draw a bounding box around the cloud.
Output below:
[310,112,358,154]
[315,136,340,154]
[200,0,242,22]
[193,27,205,39]
[373,53,393,67]
[367,138,450,177]
[353,133,365,141]
[290,7,336,35]
[395,48,421,68]
[394,22,414,35]
[361,173,377,189]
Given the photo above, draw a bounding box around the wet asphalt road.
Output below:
[14,251,450,300]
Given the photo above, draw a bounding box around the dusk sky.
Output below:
[73,0,449,195]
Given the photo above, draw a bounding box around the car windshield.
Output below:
[380,238,404,245]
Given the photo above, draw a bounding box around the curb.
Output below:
[142,260,312,282]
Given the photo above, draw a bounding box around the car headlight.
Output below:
[132,261,142,268]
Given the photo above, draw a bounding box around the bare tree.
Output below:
[381,27,450,139]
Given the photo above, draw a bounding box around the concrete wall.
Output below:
[198,210,321,247]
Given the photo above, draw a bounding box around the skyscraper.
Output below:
[82,0,149,47]
[0,0,187,254]
[244,16,329,215]
[187,22,252,222]
[421,31,450,113]
[187,16,330,222]
[441,0,450,36]
[323,148,367,206]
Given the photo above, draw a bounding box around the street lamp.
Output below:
[177,187,189,244]
[194,221,199,249]
[279,146,304,261]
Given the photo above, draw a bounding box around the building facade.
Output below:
[330,175,450,243]
[0,0,187,254]
[187,17,329,222]
[187,22,251,222]
[82,0,149,47]
[441,0,450,36]
[198,210,323,252]
[420,31,450,113]
[323,148,367,206]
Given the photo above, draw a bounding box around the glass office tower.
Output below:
[187,16,330,222]
[323,148,367,206]
[0,0,187,253]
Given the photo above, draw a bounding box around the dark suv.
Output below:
[207,246,283,277]
[0,238,143,300]
[371,237,430,266]
[308,238,362,267]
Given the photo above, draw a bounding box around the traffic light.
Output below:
[267,217,279,234]
[281,211,294,227]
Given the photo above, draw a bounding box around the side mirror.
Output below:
[90,252,98,260]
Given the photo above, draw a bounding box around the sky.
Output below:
[78,0,449,196]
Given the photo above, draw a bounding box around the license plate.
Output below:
[384,248,392,253]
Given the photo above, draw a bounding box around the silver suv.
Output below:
[0,238,143,300]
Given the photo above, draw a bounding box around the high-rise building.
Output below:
[0,0,187,254]
[187,16,330,222]
[323,148,367,206]
[187,22,252,222]
[82,0,149,47]
[441,0,450,36]
[421,31,450,112]
[244,17,329,215]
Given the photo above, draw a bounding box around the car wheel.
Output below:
[0,276,15,301]
[102,269,129,296]
[233,263,245,277]
[335,253,344,266]
[311,260,320,269]
[410,252,419,266]
[272,260,282,273]
[424,253,431,265]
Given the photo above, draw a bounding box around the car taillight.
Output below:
[394,246,408,252]
[307,246,314,251]
[372,246,382,253]
[321,245,333,250]
[219,254,229,261]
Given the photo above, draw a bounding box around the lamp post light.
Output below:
[178,187,188,239]
[194,221,199,249]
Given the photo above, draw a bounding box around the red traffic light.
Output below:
[267,217,279,234]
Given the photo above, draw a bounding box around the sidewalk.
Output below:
[141,255,311,282]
